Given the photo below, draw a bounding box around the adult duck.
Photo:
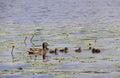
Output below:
[28,42,48,54]
[27,42,49,60]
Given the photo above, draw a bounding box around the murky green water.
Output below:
[0,23,120,78]
[0,0,120,78]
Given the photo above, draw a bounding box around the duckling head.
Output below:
[55,48,58,51]
[89,42,92,46]
[65,47,68,50]
[64,47,68,53]
[89,47,92,50]
[55,48,59,55]
[78,47,82,52]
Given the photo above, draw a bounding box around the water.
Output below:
[0,0,120,78]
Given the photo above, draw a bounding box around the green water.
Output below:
[0,23,120,78]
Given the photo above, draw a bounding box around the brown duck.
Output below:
[28,42,48,54]
[27,42,49,60]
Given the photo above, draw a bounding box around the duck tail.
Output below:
[27,51,30,52]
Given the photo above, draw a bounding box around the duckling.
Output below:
[66,32,70,38]
[89,42,92,46]
[92,48,96,53]
[88,42,92,50]
[92,48,101,53]
[75,47,82,53]
[95,49,101,53]
[89,46,92,50]
[49,48,58,55]
[56,57,64,62]
[59,47,68,53]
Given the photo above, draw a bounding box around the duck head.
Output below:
[42,42,49,50]
[64,47,68,53]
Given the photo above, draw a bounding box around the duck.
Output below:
[59,47,68,53]
[75,47,82,53]
[28,42,48,55]
[27,42,49,60]
[49,48,58,55]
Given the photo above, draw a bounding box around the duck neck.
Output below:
[42,44,47,49]
[55,50,58,55]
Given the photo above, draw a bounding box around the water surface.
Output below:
[0,0,120,78]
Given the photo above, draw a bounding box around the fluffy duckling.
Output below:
[95,49,101,53]
[56,57,64,62]
[59,47,68,53]
[92,48,96,53]
[75,47,82,53]
[66,32,70,38]
[88,42,92,50]
[49,48,58,55]
[92,48,101,53]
